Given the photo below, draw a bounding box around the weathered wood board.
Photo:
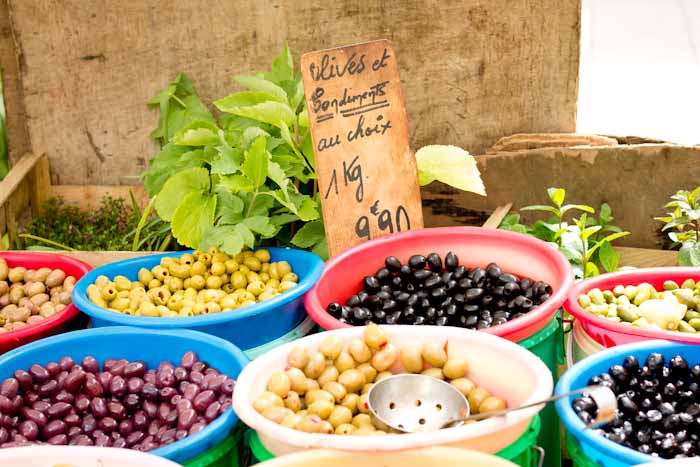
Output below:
[5,0,580,184]
[422,144,700,249]
[301,40,423,256]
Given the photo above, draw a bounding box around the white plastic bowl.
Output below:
[233,325,553,456]
[0,446,182,467]
[255,447,519,467]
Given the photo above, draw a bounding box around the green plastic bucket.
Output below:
[183,426,243,467]
[244,317,316,360]
[516,315,564,467]
[246,415,542,467]
[565,433,602,467]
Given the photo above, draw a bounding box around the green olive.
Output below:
[338,369,366,393]
[422,343,448,368]
[443,358,469,379]
[400,345,423,373]
[319,335,344,360]
[340,393,360,414]
[267,371,292,398]
[284,391,302,412]
[348,339,372,363]
[317,366,339,387]
[322,381,347,403]
[190,275,206,290]
[211,262,226,276]
[451,378,476,397]
[138,268,154,285]
[468,387,490,414]
[363,323,388,350]
[231,272,247,290]
[244,257,262,272]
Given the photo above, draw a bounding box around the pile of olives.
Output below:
[254,323,507,435]
[326,252,552,328]
[0,258,74,333]
[86,248,298,317]
[574,352,700,458]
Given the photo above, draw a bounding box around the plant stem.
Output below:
[695,219,699,243]
[132,196,155,251]
[246,190,258,217]
[18,234,76,251]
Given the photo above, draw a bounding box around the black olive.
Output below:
[396,292,410,303]
[419,298,431,310]
[670,355,688,374]
[357,291,369,303]
[445,252,459,271]
[346,295,361,307]
[413,269,432,282]
[445,304,458,317]
[485,263,501,278]
[403,307,416,321]
[577,411,593,424]
[492,286,505,297]
[503,282,521,296]
[425,308,437,321]
[465,288,484,303]
[365,295,381,309]
[382,300,398,311]
[413,315,426,325]
[663,382,678,398]
[469,268,486,286]
[391,276,403,289]
[618,395,638,415]
[623,355,640,374]
[458,278,473,290]
[465,315,478,327]
[373,310,387,322]
[647,410,663,423]
[406,294,419,307]
[498,273,518,283]
[659,402,675,416]
[386,311,402,325]
[492,317,508,326]
[439,296,452,309]
[453,266,467,281]
[536,294,550,304]
[477,319,491,329]
[380,285,393,294]
[400,265,412,278]
[375,268,392,284]
[519,278,532,290]
[435,316,449,326]
[480,295,494,308]
[405,283,416,293]
[424,274,442,289]
[609,365,629,384]
[352,307,369,321]
[492,310,508,320]
[327,302,342,316]
[495,299,508,309]
[691,364,700,380]
[573,396,597,413]
[408,255,427,270]
[363,276,380,293]
[427,253,442,272]
[647,353,665,372]
[376,291,392,301]
[341,307,352,320]
[385,256,402,272]
[441,271,453,283]
[464,304,480,314]
[430,288,446,302]
[453,293,465,305]
[445,280,458,293]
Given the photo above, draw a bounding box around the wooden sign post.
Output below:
[301,39,424,257]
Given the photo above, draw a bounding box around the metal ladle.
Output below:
[367,374,617,433]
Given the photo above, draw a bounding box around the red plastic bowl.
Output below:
[0,252,92,354]
[565,267,700,347]
[305,227,574,342]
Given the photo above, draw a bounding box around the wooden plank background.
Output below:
[421,144,700,249]
[3,0,581,185]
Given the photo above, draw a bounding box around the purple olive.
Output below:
[46,402,71,419]
[13,370,32,390]
[53,390,74,404]
[42,419,66,439]
[126,430,144,446]
[188,422,205,436]
[159,387,177,401]
[144,371,157,385]
[221,378,235,395]
[177,399,193,412]
[81,356,99,374]
[110,359,128,377]
[189,371,204,385]
[123,362,146,378]
[107,401,126,420]
[45,362,60,378]
[174,367,188,382]
[204,402,221,423]
[97,372,112,390]
[132,411,147,429]
[177,408,197,431]
[157,403,170,422]
[28,365,49,384]
[118,419,133,436]
[20,408,47,428]
[124,393,140,411]
[98,417,117,433]
[141,383,158,401]
[56,371,69,389]
[191,361,206,373]
[90,397,107,418]
[183,383,199,402]
[58,356,74,372]
[0,378,18,398]
[81,414,96,434]
[147,420,160,436]
[94,434,111,447]
[67,426,82,438]
[64,412,81,427]
[193,390,215,412]
[38,380,59,398]
[70,434,93,446]
[112,437,127,449]
[109,375,127,397]
[63,369,86,393]
[0,395,13,413]
[180,352,197,370]
[142,400,157,418]
[127,377,144,394]
[84,375,103,398]
[17,420,38,441]
[75,394,90,413]
[0,427,8,443]
[47,433,68,445]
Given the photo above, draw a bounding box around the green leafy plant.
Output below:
[499,188,629,278]
[16,195,175,252]
[143,45,486,260]
[656,186,700,266]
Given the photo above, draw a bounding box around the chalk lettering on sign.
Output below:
[323,155,364,203]
[354,200,411,241]
[308,52,367,81]
[347,114,393,142]
[317,133,341,153]
[311,81,389,117]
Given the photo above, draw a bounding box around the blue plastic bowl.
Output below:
[0,326,249,464]
[72,248,324,350]
[555,339,697,467]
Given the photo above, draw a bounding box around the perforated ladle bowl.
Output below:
[367,374,617,433]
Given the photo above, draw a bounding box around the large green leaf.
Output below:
[415,145,485,195]
[242,216,276,238]
[218,175,254,193]
[547,188,566,207]
[216,188,244,224]
[171,192,216,248]
[234,223,255,248]
[291,220,325,248]
[267,161,290,193]
[234,75,288,104]
[242,136,269,188]
[679,242,700,267]
[221,101,296,128]
[141,144,193,196]
[172,121,220,146]
[200,225,244,255]
[214,91,282,111]
[598,240,619,273]
[155,167,210,221]
[241,127,270,149]
[264,191,319,221]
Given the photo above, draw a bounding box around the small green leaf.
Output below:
[241,127,271,149]
[141,144,193,196]
[218,100,296,128]
[587,231,630,259]
[264,42,294,84]
[214,91,281,111]
[242,216,276,238]
[210,145,243,175]
[560,204,596,215]
[215,188,244,224]
[155,167,210,221]
[581,225,602,241]
[598,240,619,273]
[547,188,566,207]
[270,214,299,226]
[291,220,325,248]
[267,161,290,193]
[585,262,600,278]
[521,205,560,216]
[172,121,220,146]
[264,191,319,221]
[233,75,289,104]
[171,192,216,248]
[415,145,485,195]
[219,175,254,193]
[241,136,269,188]
[599,203,612,222]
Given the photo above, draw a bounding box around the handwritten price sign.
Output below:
[301,39,424,257]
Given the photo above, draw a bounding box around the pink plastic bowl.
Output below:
[0,252,92,354]
[565,267,700,347]
[305,227,573,342]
